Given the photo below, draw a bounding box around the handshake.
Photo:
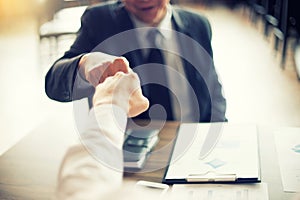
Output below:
[79,52,149,117]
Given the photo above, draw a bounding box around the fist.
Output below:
[93,71,149,117]
[79,52,131,87]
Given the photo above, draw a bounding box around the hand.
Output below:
[93,71,149,117]
[79,52,131,87]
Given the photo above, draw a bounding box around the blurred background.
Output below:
[0,0,300,155]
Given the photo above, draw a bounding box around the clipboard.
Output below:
[162,123,261,184]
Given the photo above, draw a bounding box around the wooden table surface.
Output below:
[124,120,179,182]
[0,114,296,200]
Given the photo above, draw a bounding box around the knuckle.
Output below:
[119,56,129,63]
[114,57,129,67]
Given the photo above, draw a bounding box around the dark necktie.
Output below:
[143,29,173,120]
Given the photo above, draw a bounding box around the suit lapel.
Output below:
[171,7,190,35]
[112,3,134,32]
[112,3,144,69]
[171,8,198,86]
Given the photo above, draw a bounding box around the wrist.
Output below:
[94,94,129,115]
[78,53,90,80]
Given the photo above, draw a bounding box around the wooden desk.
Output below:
[0,114,78,200]
[124,120,179,182]
[0,114,296,200]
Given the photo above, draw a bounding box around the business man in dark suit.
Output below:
[45,0,227,122]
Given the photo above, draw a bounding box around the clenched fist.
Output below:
[93,71,149,117]
[79,52,131,87]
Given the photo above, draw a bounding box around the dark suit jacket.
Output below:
[45,0,227,122]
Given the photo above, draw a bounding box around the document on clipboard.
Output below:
[162,123,261,184]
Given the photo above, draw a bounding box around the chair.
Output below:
[39,0,103,57]
[39,6,87,58]
[273,0,299,67]
[248,0,267,26]
[263,0,279,38]
[61,0,99,8]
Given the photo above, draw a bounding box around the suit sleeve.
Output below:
[188,12,227,122]
[45,8,96,102]
[200,16,227,122]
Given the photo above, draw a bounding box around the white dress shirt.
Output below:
[57,105,126,200]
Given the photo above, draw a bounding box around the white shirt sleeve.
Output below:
[56,104,127,200]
